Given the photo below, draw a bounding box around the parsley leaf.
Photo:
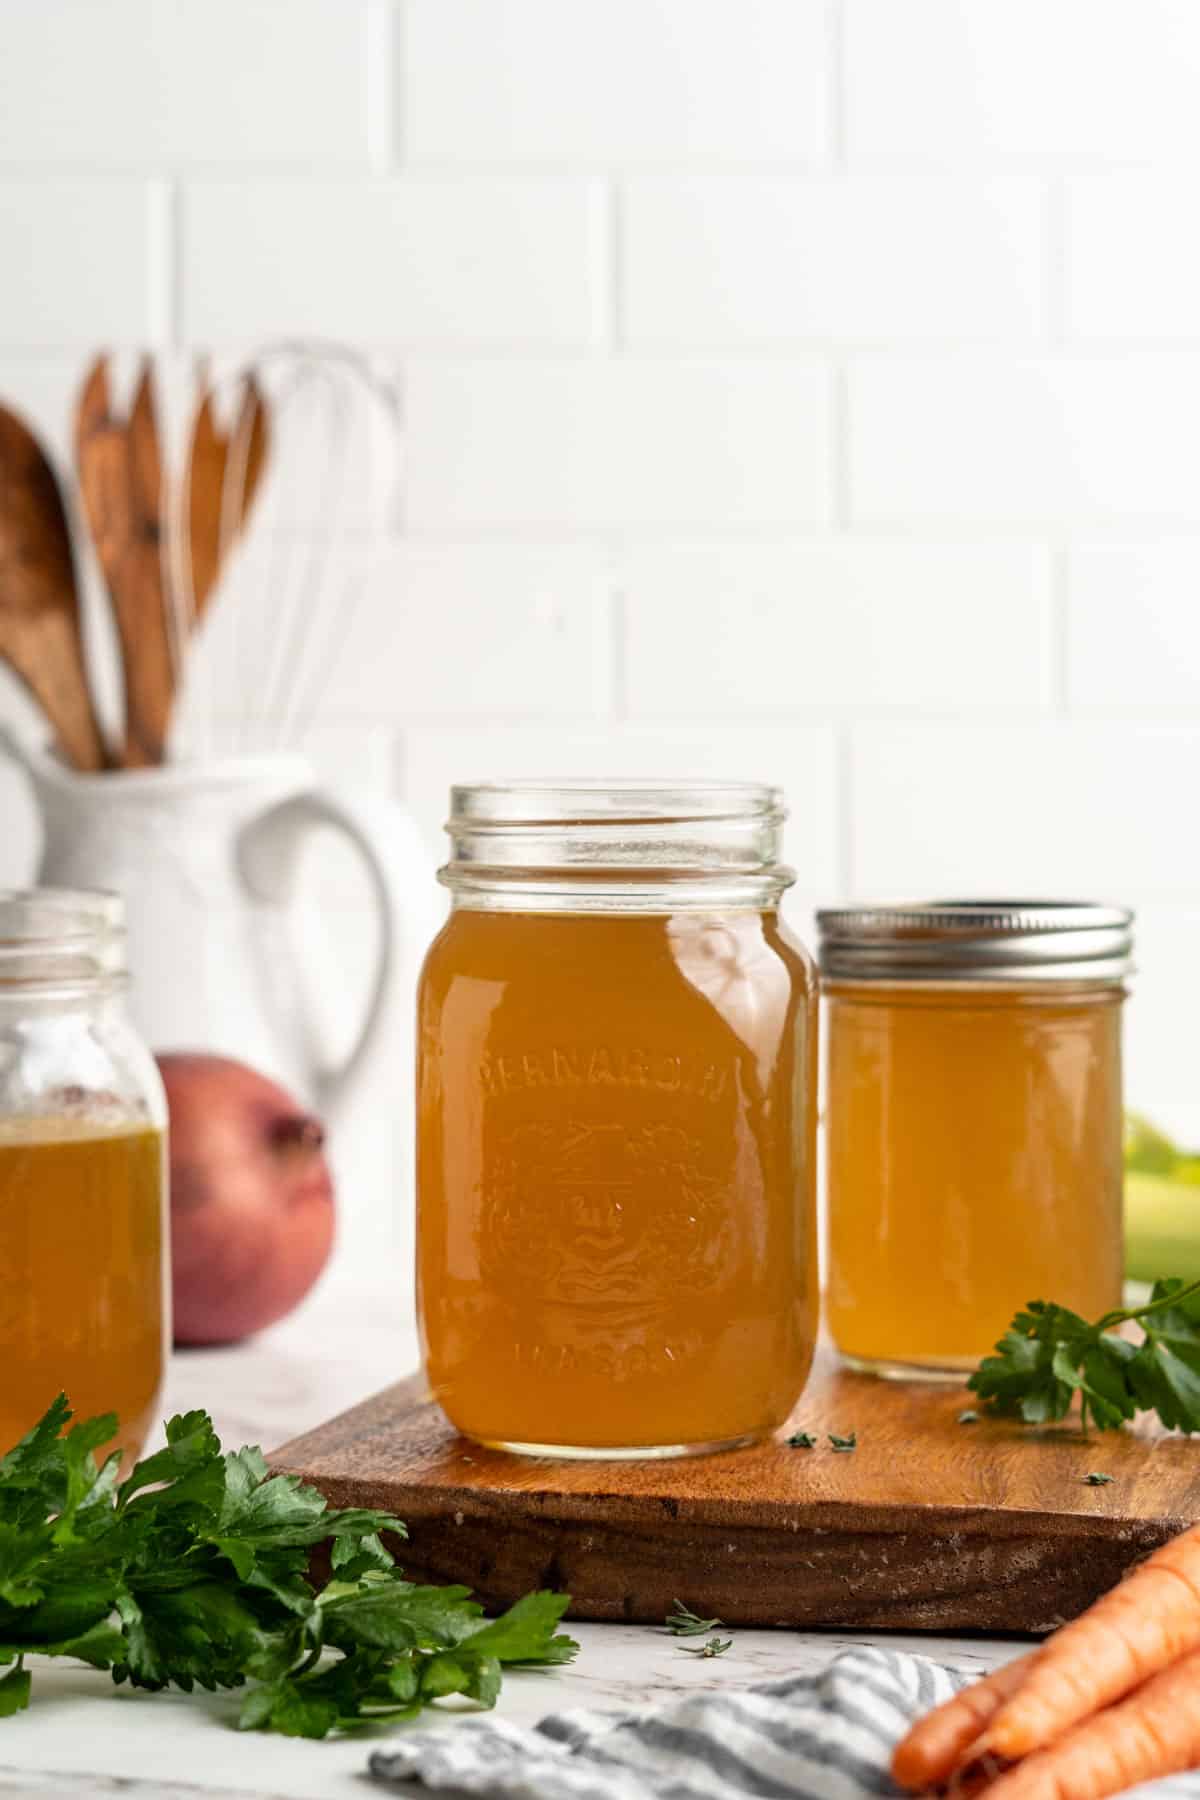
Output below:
[458,1590,576,1665]
[828,1432,857,1453]
[786,1432,817,1449]
[969,1277,1200,1434]
[0,1395,578,1736]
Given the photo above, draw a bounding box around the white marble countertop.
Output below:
[0,1283,1025,1799]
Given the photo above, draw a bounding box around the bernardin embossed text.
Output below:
[479,1046,729,1102]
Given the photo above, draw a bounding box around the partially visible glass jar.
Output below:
[817,901,1132,1380]
[0,890,168,1465]
[417,781,818,1458]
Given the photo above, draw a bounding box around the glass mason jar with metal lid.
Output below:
[817,901,1133,1380]
[0,889,168,1466]
[417,781,819,1457]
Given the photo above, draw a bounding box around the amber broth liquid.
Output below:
[0,1121,166,1466]
[825,984,1124,1372]
[417,908,818,1452]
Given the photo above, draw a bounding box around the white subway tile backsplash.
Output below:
[623,543,1052,714]
[852,724,1200,898]
[0,183,160,348]
[289,723,398,793]
[401,722,839,890]
[1066,176,1200,341]
[177,543,612,738]
[623,177,1047,345]
[403,0,829,164]
[1067,546,1200,708]
[846,0,1200,160]
[318,544,613,718]
[849,355,1200,525]
[4,0,1200,1240]
[1126,906,1200,1139]
[405,360,833,530]
[183,180,604,347]
[0,1,371,166]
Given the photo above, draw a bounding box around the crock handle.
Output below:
[236,786,402,1118]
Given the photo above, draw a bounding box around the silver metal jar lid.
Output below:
[816,899,1134,983]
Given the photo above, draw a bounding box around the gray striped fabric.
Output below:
[367,1646,964,1799]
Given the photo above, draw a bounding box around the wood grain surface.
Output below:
[271,1351,1200,1634]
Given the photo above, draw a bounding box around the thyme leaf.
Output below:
[665,1600,723,1637]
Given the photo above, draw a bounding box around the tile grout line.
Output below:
[827,0,848,169]
[211,700,1196,729]
[367,0,398,173]
[606,176,624,353]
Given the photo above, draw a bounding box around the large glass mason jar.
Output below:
[416,782,819,1458]
[0,891,168,1465]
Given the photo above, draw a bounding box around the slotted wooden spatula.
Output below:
[186,372,269,621]
[0,403,108,770]
[75,354,174,766]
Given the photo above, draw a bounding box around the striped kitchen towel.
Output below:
[367,1645,965,1799]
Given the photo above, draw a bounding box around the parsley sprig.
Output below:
[0,1396,577,1735]
[969,1277,1200,1433]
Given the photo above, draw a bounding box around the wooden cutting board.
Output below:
[270,1351,1200,1635]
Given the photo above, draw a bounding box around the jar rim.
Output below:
[816,897,1134,982]
[442,780,795,910]
[0,888,127,991]
[450,780,784,824]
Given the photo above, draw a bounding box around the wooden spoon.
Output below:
[75,354,174,767]
[0,403,108,770]
[185,371,269,621]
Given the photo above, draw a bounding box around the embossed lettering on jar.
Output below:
[416,783,818,1458]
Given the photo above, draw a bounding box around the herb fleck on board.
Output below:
[681,1636,732,1658]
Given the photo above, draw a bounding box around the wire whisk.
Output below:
[170,340,402,763]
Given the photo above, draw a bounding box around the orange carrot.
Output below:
[893,1522,1200,1790]
[891,1652,1034,1790]
[975,1643,1200,1800]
